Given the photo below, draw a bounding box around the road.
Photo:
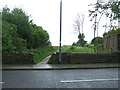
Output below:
[2,68,119,88]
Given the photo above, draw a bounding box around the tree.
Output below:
[91,36,103,52]
[72,33,87,47]
[31,26,50,48]
[91,37,103,45]
[2,7,32,48]
[73,14,86,46]
[102,1,119,30]
[1,6,51,52]
[73,14,85,34]
[89,0,106,52]
[2,21,27,52]
[89,0,120,52]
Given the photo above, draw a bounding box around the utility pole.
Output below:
[118,3,120,28]
[59,0,62,64]
[94,0,98,53]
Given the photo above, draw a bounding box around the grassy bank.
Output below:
[3,46,59,64]
[62,46,94,53]
[24,46,59,64]
[48,46,94,64]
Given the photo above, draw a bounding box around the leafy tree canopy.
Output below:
[91,36,103,45]
[1,6,51,52]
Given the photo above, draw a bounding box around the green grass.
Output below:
[101,50,112,53]
[24,46,59,64]
[62,46,94,53]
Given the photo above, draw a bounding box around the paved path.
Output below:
[2,68,119,88]
[36,50,59,64]
[39,55,51,64]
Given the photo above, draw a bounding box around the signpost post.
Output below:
[118,4,120,28]
[59,0,62,64]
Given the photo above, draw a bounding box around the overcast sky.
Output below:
[0,0,118,46]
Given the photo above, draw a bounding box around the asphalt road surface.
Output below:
[2,68,119,88]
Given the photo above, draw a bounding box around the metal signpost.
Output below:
[59,0,62,64]
[118,1,120,28]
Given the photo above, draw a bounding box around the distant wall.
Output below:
[103,34,120,51]
[50,52,119,64]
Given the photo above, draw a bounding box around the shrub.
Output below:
[70,46,74,50]
[103,28,120,36]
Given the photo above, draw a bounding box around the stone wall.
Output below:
[103,34,120,51]
[2,52,34,64]
[50,52,119,64]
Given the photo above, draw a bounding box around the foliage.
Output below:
[103,28,120,36]
[24,46,59,64]
[89,1,119,52]
[89,1,120,31]
[106,1,120,20]
[91,36,103,45]
[86,44,94,49]
[62,46,94,53]
[2,21,27,52]
[3,46,59,64]
[1,6,51,52]
[91,37,103,52]
[72,33,87,47]
[47,56,59,64]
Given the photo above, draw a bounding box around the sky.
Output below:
[0,0,118,46]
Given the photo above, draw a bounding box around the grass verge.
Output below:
[62,46,94,53]
[23,46,59,64]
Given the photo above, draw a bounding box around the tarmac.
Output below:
[2,63,120,70]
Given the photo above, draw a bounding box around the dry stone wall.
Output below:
[50,52,119,64]
[104,34,120,51]
[2,52,34,64]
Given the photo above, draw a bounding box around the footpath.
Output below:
[2,63,119,70]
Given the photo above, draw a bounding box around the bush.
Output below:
[86,44,94,49]
[103,28,120,36]
[91,37,103,45]
[48,56,59,64]
[70,46,74,50]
